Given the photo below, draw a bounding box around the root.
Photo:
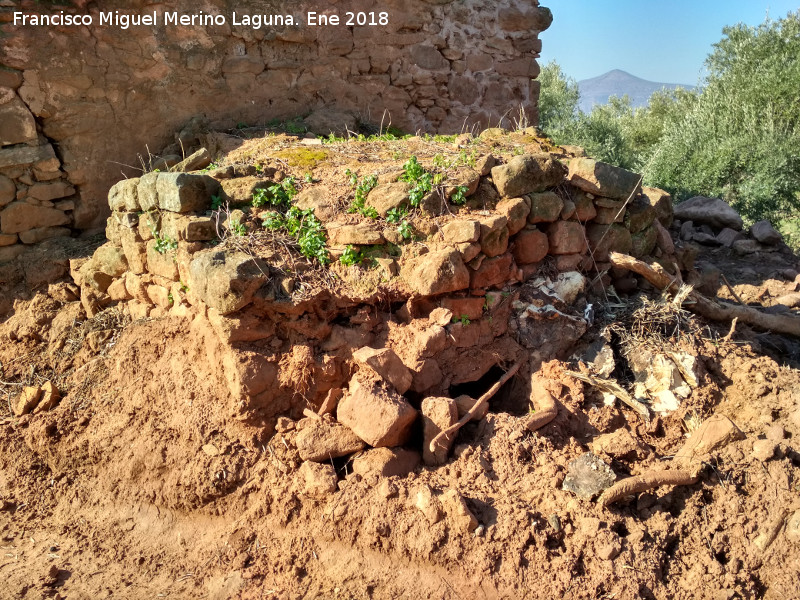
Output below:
[599,468,699,506]
[428,358,524,453]
[609,252,800,338]
[524,381,558,432]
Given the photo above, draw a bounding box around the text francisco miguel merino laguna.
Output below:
[13,10,390,29]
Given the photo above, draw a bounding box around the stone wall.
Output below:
[0,0,551,244]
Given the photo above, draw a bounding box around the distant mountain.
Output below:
[577,69,693,112]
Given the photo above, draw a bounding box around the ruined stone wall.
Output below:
[0,0,551,248]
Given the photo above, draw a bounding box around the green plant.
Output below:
[229,218,247,237]
[339,245,362,267]
[396,220,413,240]
[452,314,471,326]
[450,185,468,206]
[304,172,314,183]
[211,194,223,211]
[399,156,434,208]
[385,206,407,224]
[153,233,178,254]
[262,206,329,265]
[167,291,174,306]
[346,172,379,218]
[179,281,189,293]
[252,177,298,208]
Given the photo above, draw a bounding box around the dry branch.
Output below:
[599,468,699,506]
[428,358,524,453]
[564,370,650,423]
[524,381,558,432]
[609,252,800,338]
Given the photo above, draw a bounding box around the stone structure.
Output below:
[0,0,552,245]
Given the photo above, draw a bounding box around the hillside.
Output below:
[578,69,693,111]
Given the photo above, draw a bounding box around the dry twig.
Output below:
[609,252,800,338]
[428,358,524,452]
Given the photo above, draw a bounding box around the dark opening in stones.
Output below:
[448,364,522,415]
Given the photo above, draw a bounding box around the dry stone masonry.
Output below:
[1,0,552,237]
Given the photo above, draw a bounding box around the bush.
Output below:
[645,11,800,224]
[538,11,800,228]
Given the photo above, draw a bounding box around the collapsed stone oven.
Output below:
[0,0,552,248]
[69,129,678,462]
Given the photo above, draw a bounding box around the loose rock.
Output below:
[562,452,616,499]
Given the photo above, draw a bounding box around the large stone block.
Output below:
[441,219,480,244]
[421,396,458,466]
[512,227,549,265]
[496,197,530,235]
[28,181,75,202]
[631,225,658,258]
[479,215,509,257]
[469,252,514,289]
[337,377,417,448]
[674,196,743,231]
[0,144,56,169]
[352,346,413,395]
[18,226,70,244]
[641,186,673,227]
[568,158,641,200]
[0,91,37,146]
[402,249,470,296]
[137,172,159,211]
[0,202,70,234]
[365,182,410,217]
[624,196,657,234]
[296,419,365,462]
[528,191,564,223]
[188,249,267,314]
[491,154,566,198]
[157,173,213,213]
[0,174,15,207]
[547,221,587,255]
[327,223,384,246]
[108,178,140,212]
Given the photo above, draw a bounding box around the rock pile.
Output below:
[674,195,786,255]
[74,141,675,323]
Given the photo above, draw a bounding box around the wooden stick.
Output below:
[428,358,523,453]
[609,252,800,338]
[720,273,745,306]
[564,370,650,423]
[599,468,699,506]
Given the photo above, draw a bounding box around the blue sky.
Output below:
[539,1,799,84]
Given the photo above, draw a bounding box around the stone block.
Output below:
[479,215,509,258]
[157,172,213,213]
[402,249,470,296]
[528,191,564,223]
[568,158,641,200]
[337,377,417,448]
[512,227,549,265]
[491,154,566,198]
[496,197,530,235]
[0,202,70,234]
[421,396,458,466]
[587,223,633,261]
[547,221,587,255]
